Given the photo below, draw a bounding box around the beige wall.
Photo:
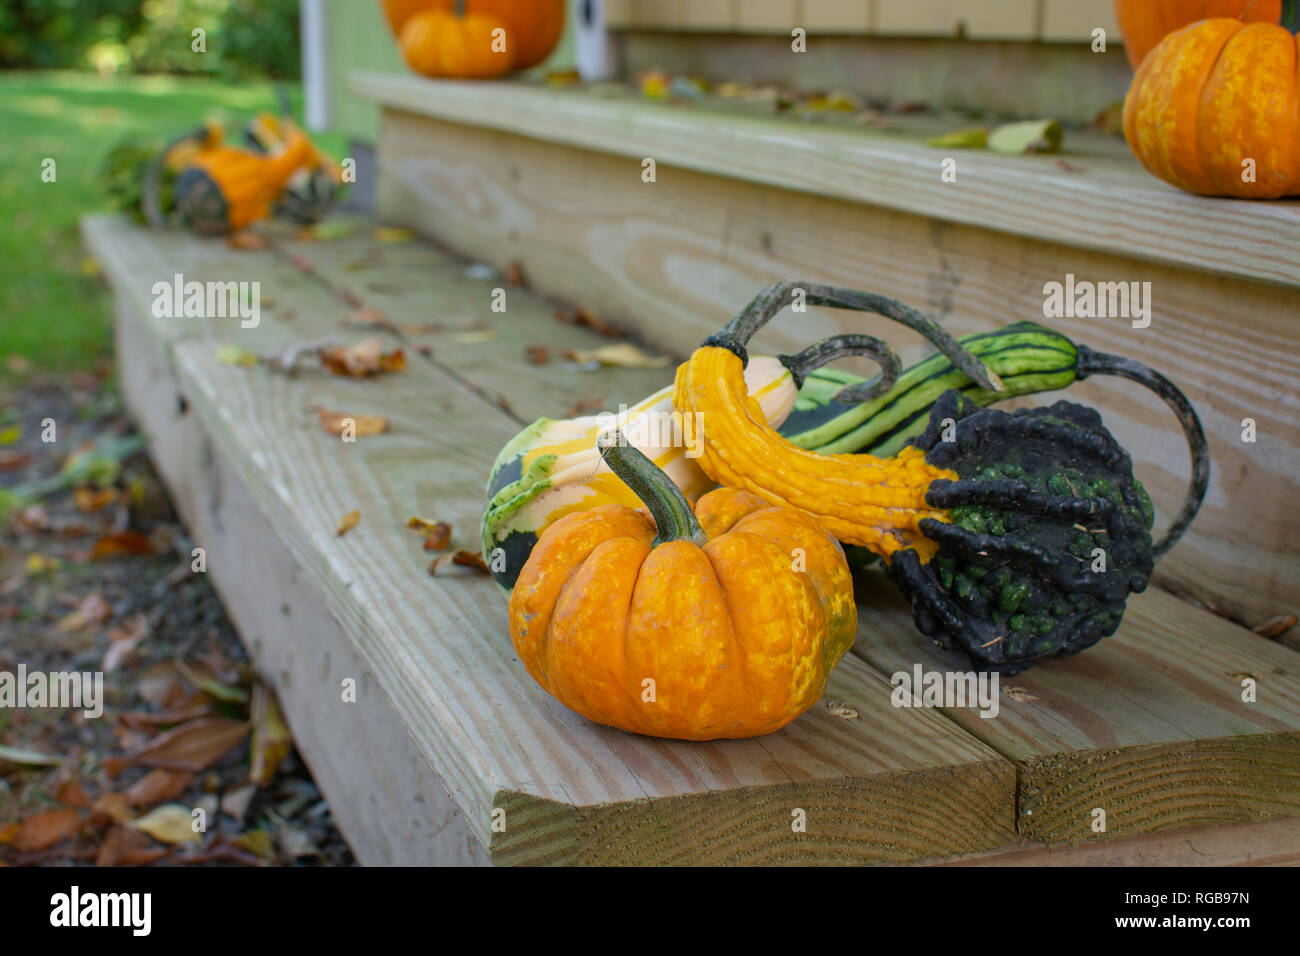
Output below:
[606,0,1121,41]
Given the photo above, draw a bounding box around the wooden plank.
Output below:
[932,816,1300,866]
[1041,0,1120,43]
[106,289,489,865]
[733,0,800,33]
[369,105,1300,626]
[93,215,1018,864]
[352,73,1300,290]
[852,569,1300,845]
[875,0,1039,38]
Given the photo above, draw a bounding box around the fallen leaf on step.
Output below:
[124,769,194,809]
[96,825,169,866]
[1054,158,1087,173]
[1253,614,1297,639]
[566,307,620,337]
[216,345,260,368]
[408,517,452,551]
[336,510,361,537]
[564,343,671,369]
[225,231,268,251]
[372,226,414,243]
[988,119,1062,155]
[0,424,21,445]
[925,127,988,149]
[91,529,156,559]
[825,700,859,719]
[309,406,390,438]
[320,337,405,377]
[107,717,250,776]
[545,68,581,87]
[236,828,277,863]
[342,307,395,332]
[298,220,357,242]
[525,345,550,365]
[429,550,490,576]
[130,804,201,844]
[249,684,292,786]
[1001,685,1039,702]
[12,809,83,852]
[0,743,63,767]
[55,591,111,632]
[450,330,497,344]
[505,261,525,286]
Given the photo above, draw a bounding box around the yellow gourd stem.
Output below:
[674,346,954,561]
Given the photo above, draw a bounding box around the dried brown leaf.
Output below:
[56,778,93,809]
[249,684,292,787]
[12,808,82,852]
[525,345,550,365]
[91,529,156,559]
[111,717,250,775]
[124,769,195,809]
[103,613,151,672]
[320,336,406,377]
[310,406,390,438]
[55,591,111,632]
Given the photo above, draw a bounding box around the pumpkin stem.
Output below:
[598,430,708,547]
[704,281,1006,393]
[1075,346,1209,557]
[779,333,902,404]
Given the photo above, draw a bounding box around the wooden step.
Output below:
[355,72,1300,629]
[85,214,1018,865]
[88,213,1300,864]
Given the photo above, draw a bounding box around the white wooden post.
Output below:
[301,0,329,130]
[573,0,620,81]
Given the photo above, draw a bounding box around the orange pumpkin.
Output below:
[1113,0,1282,69]
[508,433,857,741]
[383,0,563,73]
[1123,12,1300,198]
[399,6,512,79]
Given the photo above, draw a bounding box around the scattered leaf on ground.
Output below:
[0,424,22,445]
[1002,685,1040,702]
[505,261,525,286]
[0,450,33,472]
[824,700,859,719]
[249,684,292,787]
[72,486,119,513]
[336,510,361,537]
[55,591,112,632]
[342,307,394,332]
[1254,614,1297,639]
[525,345,550,365]
[124,769,195,809]
[988,119,1062,155]
[92,792,135,824]
[56,779,93,809]
[236,828,277,863]
[309,406,390,438]
[0,743,63,767]
[108,717,250,776]
[12,808,82,852]
[423,522,451,552]
[130,804,201,844]
[319,337,405,376]
[25,552,61,575]
[91,529,156,559]
[220,784,257,822]
[104,613,151,671]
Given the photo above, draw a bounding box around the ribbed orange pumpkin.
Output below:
[508,434,857,741]
[398,6,512,79]
[383,0,563,72]
[1123,11,1300,198]
[1113,0,1282,69]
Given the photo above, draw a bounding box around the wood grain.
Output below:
[932,816,1300,866]
[353,72,1300,288]
[853,569,1300,845]
[91,215,1018,865]
[371,105,1300,625]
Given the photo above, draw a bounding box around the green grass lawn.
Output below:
[0,70,347,376]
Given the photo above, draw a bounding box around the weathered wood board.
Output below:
[89,215,1019,865]
[854,569,1300,845]
[360,75,1300,626]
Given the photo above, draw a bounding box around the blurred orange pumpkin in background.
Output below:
[1113,0,1282,68]
[381,0,564,77]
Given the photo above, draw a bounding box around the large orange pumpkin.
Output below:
[1113,0,1282,69]
[382,0,563,72]
[508,433,857,741]
[399,7,512,79]
[1123,13,1300,198]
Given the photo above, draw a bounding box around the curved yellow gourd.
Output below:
[674,345,954,562]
